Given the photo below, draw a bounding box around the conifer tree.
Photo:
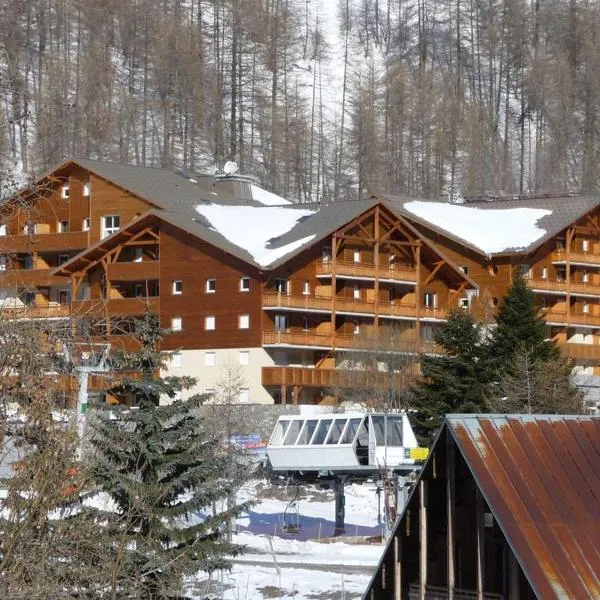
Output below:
[411,310,489,444]
[88,311,247,599]
[487,273,558,369]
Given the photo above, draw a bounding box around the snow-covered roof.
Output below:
[403,201,552,255]
[250,184,291,206]
[195,204,317,268]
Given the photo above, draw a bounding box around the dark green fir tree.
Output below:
[88,311,248,599]
[487,273,558,369]
[411,310,489,445]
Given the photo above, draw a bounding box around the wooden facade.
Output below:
[3,159,600,405]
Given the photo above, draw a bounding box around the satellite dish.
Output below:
[223,161,239,175]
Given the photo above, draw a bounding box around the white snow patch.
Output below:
[404,201,552,254]
[250,184,291,206]
[195,204,317,267]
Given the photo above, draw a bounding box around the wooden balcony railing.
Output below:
[542,308,600,328]
[264,292,448,320]
[0,231,88,253]
[557,341,600,360]
[408,584,502,600]
[0,269,70,287]
[527,277,568,293]
[72,296,159,317]
[262,366,419,389]
[551,250,600,266]
[106,261,160,281]
[1,303,71,319]
[316,260,417,283]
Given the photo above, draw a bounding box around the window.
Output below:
[422,325,434,342]
[239,314,250,329]
[0,256,5,271]
[322,248,331,263]
[134,284,144,297]
[172,280,183,295]
[275,278,288,294]
[556,237,566,252]
[205,316,216,330]
[171,317,182,331]
[424,292,437,308]
[58,220,69,233]
[205,352,216,367]
[353,284,360,300]
[459,265,469,275]
[205,278,216,293]
[240,277,250,292]
[302,316,309,331]
[583,302,590,314]
[61,185,69,199]
[58,254,70,266]
[274,314,289,331]
[459,297,469,309]
[239,351,250,366]
[519,264,531,278]
[172,352,182,368]
[541,266,548,279]
[583,239,590,252]
[58,290,70,304]
[583,270,590,283]
[353,250,361,263]
[302,280,310,295]
[134,247,143,263]
[102,215,120,238]
[353,321,360,335]
[238,388,250,403]
[556,266,566,282]
[83,182,90,197]
[82,217,90,231]
[0,224,6,236]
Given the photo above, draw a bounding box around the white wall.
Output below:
[161,347,275,405]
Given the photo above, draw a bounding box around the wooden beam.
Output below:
[394,535,402,600]
[476,488,485,600]
[447,431,455,600]
[423,260,445,285]
[419,480,427,600]
[374,206,380,328]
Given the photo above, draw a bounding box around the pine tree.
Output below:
[88,312,248,599]
[487,273,558,369]
[411,310,489,445]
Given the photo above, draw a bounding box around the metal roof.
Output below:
[379,193,600,257]
[447,414,600,600]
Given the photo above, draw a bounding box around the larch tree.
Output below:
[87,311,249,599]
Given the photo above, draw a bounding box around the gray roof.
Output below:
[379,193,600,257]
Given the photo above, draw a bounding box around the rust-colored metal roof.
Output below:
[447,414,600,600]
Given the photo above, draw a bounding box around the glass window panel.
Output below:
[326,419,347,444]
[270,421,290,445]
[372,416,385,445]
[283,420,303,445]
[296,419,318,445]
[386,417,403,446]
[311,419,332,445]
[340,418,362,444]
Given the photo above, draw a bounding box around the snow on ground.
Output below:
[195,204,317,267]
[193,480,385,599]
[404,200,552,254]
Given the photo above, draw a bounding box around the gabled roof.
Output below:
[378,193,600,258]
[448,414,600,599]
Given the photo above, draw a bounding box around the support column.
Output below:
[280,383,287,405]
[419,479,427,600]
[331,236,338,352]
[394,534,402,600]
[447,432,456,600]
[566,227,573,320]
[334,477,346,535]
[476,488,485,600]
[508,548,520,599]
[374,206,380,328]
[415,243,421,350]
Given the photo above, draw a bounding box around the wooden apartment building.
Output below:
[2,159,600,405]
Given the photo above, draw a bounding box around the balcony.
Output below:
[542,308,600,328]
[557,341,600,361]
[0,231,88,253]
[551,250,600,267]
[1,303,71,319]
[262,366,419,389]
[0,269,70,287]
[527,277,568,294]
[72,296,159,317]
[263,330,443,353]
[106,261,160,281]
[316,260,417,283]
[264,292,448,321]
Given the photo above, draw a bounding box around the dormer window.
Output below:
[61,186,69,199]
